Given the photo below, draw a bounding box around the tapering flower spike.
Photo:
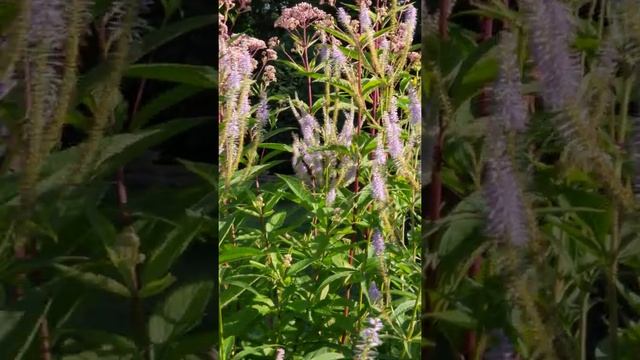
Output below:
[354,317,384,360]
[494,31,528,132]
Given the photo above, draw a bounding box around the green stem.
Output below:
[580,291,589,360]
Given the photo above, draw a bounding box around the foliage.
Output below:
[0,0,216,358]
[425,0,640,359]
[218,0,421,358]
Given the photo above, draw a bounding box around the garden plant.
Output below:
[424,0,640,359]
[0,0,217,358]
[218,0,421,358]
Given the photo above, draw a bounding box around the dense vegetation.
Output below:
[425,0,640,359]
[0,0,216,358]
[218,0,421,358]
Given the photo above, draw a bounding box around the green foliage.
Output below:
[0,0,215,358]
[426,0,640,358]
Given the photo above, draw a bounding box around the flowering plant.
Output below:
[219,0,421,358]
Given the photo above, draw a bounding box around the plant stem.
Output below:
[580,291,589,360]
[606,75,632,359]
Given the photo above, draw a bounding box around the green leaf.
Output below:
[0,292,52,360]
[266,211,286,233]
[125,64,216,88]
[219,247,263,263]
[142,215,204,285]
[138,273,177,298]
[130,84,203,130]
[257,143,293,153]
[427,310,477,329]
[277,174,313,207]
[54,264,131,297]
[148,281,214,344]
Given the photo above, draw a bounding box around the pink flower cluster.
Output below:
[275,3,329,31]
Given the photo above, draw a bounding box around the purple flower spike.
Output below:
[355,317,384,359]
[368,281,381,302]
[371,167,387,203]
[372,229,385,256]
[408,85,421,126]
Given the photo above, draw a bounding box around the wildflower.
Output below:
[372,229,384,256]
[263,65,277,85]
[520,0,580,111]
[407,85,421,126]
[292,136,313,184]
[232,34,267,53]
[331,43,347,70]
[354,317,384,360]
[338,110,355,146]
[268,36,280,48]
[275,3,328,31]
[408,51,421,67]
[403,5,417,45]
[263,48,278,63]
[383,99,403,162]
[371,167,387,203]
[484,154,529,246]
[336,8,351,29]
[374,134,387,167]
[326,187,337,205]
[298,112,320,146]
[368,281,381,302]
[359,4,371,33]
[275,348,285,360]
[254,94,269,133]
[494,32,528,131]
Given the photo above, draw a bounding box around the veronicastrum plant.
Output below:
[0,0,217,358]
[425,0,640,358]
[219,0,421,358]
